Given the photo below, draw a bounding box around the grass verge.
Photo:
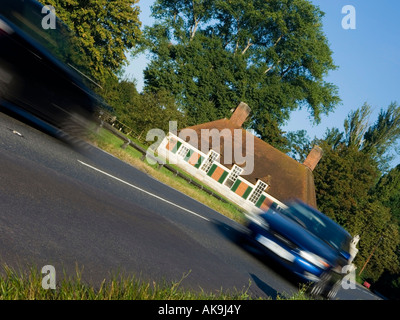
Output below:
[0,265,310,300]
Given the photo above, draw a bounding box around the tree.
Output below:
[354,201,400,281]
[313,141,379,230]
[311,103,400,281]
[101,76,142,126]
[283,129,311,162]
[343,103,372,149]
[339,102,400,172]
[38,0,142,86]
[372,165,400,228]
[312,140,400,281]
[143,0,340,149]
[133,90,188,138]
[100,76,187,139]
[363,102,400,171]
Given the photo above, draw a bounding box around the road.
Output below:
[0,110,380,300]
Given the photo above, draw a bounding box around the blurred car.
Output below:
[0,0,107,137]
[244,200,353,299]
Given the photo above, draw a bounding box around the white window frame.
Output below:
[200,150,219,173]
[224,164,243,188]
[248,180,268,204]
[177,145,190,158]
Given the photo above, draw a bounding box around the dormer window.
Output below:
[249,180,268,204]
[224,165,243,188]
[200,150,219,173]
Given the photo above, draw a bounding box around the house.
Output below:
[157,102,322,214]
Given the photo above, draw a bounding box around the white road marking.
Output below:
[77,160,210,221]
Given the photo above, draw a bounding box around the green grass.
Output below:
[0,265,310,300]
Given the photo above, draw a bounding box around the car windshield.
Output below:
[281,203,351,252]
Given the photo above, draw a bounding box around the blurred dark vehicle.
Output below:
[0,0,108,137]
[244,200,353,299]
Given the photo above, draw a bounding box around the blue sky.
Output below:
[124,0,400,167]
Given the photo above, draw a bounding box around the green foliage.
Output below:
[37,0,142,86]
[313,143,378,230]
[311,103,400,282]
[372,165,400,227]
[100,77,187,139]
[343,103,372,149]
[143,0,340,149]
[283,129,311,162]
[101,76,142,125]
[133,89,188,137]
[354,203,400,282]
[363,102,400,171]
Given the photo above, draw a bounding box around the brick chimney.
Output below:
[303,146,323,171]
[229,102,251,128]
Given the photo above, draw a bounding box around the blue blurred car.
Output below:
[244,200,352,299]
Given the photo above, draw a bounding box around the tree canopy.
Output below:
[372,164,400,229]
[143,0,340,148]
[307,102,400,282]
[38,0,142,86]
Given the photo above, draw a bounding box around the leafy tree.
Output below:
[372,165,400,229]
[313,141,379,230]
[343,103,372,149]
[100,76,187,139]
[101,76,142,126]
[337,102,400,172]
[38,0,142,86]
[363,102,400,171]
[354,201,400,281]
[313,140,400,281]
[283,129,311,162]
[143,0,340,149]
[311,103,400,281]
[133,89,188,139]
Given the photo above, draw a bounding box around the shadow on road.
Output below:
[249,273,279,299]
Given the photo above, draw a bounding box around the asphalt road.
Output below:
[0,110,380,300]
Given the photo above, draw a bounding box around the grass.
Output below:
[0,265,310,300]
[88,127,247,223]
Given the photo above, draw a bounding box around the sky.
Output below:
[124,0,400,167]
